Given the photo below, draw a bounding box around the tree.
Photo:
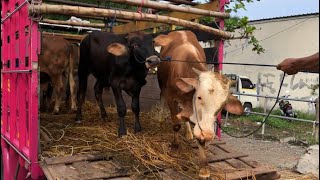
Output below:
[225,0,265,54]
[200,0,264,54]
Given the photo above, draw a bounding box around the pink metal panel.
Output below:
[1,0,42,179]
[216,0,228,140]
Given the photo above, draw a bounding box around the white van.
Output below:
[225,74,258,115]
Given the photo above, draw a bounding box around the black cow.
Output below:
[76,31,160,136]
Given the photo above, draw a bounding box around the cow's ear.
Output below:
[106,43,128,56]
[154,35,172,47]
[176,78,198,93]
[224,94,244,115]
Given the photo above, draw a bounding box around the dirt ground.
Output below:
[222,134,318,179]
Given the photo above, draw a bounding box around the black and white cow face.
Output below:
[106,32,160,69]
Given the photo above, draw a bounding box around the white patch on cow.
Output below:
[189,72,230,141]
[154,46,161,53]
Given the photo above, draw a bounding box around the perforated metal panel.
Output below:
[1,0,42,179]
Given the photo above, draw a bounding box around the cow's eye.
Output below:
[198,96,202,100]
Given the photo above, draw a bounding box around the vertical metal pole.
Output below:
[216,0,227,140]
[224,112,229,127]
[315,98,319,142]
[262,96,268,135]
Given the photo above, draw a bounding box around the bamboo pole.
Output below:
[29,3,232,39]
[42,19,105,28]
[110,0,230,19]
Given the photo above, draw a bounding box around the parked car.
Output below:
[225,74,258,115]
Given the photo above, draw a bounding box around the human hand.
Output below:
[276,58,299,75]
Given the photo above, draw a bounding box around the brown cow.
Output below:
[39,34,77,114]
[154,31,244,178]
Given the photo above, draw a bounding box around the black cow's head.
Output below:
[106,32,160,69]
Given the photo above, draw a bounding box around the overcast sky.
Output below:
[195,0,319,20]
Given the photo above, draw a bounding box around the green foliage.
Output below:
[228,107,317,144]
[225,0,265,54]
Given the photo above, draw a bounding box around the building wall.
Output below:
[223,14,319,112]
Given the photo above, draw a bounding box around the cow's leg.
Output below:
[185,121,194,140]
[52,75,64,114]
[69,73,77,112]
[45,82,54,112]
[112,87,127,136]
[197,139,210,178]
[94,80,107,121]
[68,46,77,112]
[75,72,88,123]
[158,91,166,122]
[40,82,49,112]
[131,88,142,133]
[167,99,181,149]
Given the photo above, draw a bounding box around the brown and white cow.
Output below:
[39,34,77,114]
[154,31,244,178]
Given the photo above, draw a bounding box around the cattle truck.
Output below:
[225,74,259,115]
[1,1,281,179]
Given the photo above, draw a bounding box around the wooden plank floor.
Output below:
[40,141,280,180]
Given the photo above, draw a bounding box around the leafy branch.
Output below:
[200,0,265,54]
[225,0,265,54]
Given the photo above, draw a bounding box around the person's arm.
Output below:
[277,52,319,75]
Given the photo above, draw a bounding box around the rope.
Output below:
[137,0,145,18]
[216,72,286,138]
[158,57,318,73]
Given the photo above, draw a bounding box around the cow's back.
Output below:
[157,31,207,97]
[78,31,127,80]
[39,35,71,75]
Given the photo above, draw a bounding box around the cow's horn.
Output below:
[192,67,202,76]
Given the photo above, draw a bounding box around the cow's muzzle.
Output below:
[145,55,161,69]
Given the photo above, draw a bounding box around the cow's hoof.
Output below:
[75,117,82,124]
[169,143,179,151]
[185,132,194,141]
[75,120,82,124]
[199,167,210,179]
[101,116,109,122]
[118,131,127,137]
[53,111,59,115]
[134,124,142,133]
[70,108,77,114]
[101,113,109,121]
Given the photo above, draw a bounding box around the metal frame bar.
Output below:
[1,70,32,73]
[1,135,31,164]
[246,111,317,124]
[1,0,28,23]
[234,93,316,103]
[39,22,102,31]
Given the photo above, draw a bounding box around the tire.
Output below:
[243,103,252,116]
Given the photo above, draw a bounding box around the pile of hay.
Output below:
[40,101,199,178]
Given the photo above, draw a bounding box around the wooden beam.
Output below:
[109,0,229,18]
[30,3,232,39]
[112,0,219,34]
[42,32,85,41]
